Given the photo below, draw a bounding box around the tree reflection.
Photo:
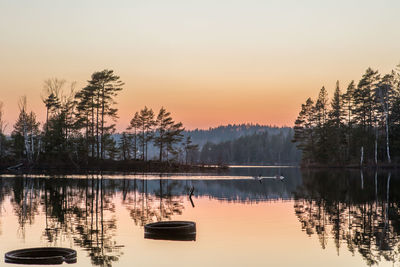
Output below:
[0,177,10,236]
[295,170,400,266]
[6,175,187,266]
[11,177,40,239]
[122,178,185,226]
[4,171,400,266]
[7,176,122,267]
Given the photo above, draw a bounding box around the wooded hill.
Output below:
[191,126,300,165]
[116,124,300,165]
[184,124,291,146]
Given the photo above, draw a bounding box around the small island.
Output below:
[0,70,207,173]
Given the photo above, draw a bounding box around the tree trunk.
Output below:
[375,171,378,205]
[347,105,351,161]
[36,137,41,161]
[159,140,163,162]
[23,116,31,162]
[385,172,391,226]
[360,146,364,166]
[142,124,145,161]
[30,130,34,160]
[46,107,49,134]
[385,111,391,163]
[86,112,89,163]
[96,91,100,160]
[101,84,105,160]
[145,141,148,161]
[134,128,137,160]
[374,134,378,165]
[91,96,95,159]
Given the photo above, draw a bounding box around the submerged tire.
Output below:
[144,221,196,241]
[5,247,77,265]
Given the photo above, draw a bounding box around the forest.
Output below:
[293,66,400,167]
[0,70,298,172]
[0,70,197,172]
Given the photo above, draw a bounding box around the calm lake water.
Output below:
[0,167,398,266]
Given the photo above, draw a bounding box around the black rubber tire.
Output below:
[5,247,77,265]
[144,221,196,241]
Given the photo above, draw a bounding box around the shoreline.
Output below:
[0,160,229,175]
[300,163,400,169]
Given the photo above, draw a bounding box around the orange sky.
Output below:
[0,1,399,133]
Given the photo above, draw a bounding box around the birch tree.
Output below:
[12,96,40,162]
[375,73,395,163]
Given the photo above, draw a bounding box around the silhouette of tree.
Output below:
[294,170,400,266]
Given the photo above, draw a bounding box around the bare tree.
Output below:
[0,101,7,157]
[19,97,31,161]
[42,78,65,133]
[13,96,40,162]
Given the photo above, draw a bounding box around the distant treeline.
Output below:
[184,124,292,147]
[133,124,296,163]
[197,129,301,165]
[293,66,400,167]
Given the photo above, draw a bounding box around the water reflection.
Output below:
[6,176,123,266]
[123,179,185,226]
[0,169,399,266]
[294,170,399,266]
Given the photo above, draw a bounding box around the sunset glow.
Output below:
[1,0,399,132]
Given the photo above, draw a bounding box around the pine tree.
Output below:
[154,107,175,162]
[293,98,315,164]
[328,81,343,127]
[76,70,123,160]
[127,112,140,160]
[341,81,356,161]
[138,106,155,161]
[165,121,184,161]
[354,68,378,129]
[88,70,123,160]
[315,87,329,163]
[75,85,96,158]
[183,136,199,164]
[327,81,345,163]
[118,132,131,160]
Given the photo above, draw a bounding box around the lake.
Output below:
[0,167,398,266]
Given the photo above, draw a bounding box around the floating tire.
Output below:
[144,221,196,241]
[5,247,77,265]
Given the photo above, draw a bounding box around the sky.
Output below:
[0,0,400,133]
